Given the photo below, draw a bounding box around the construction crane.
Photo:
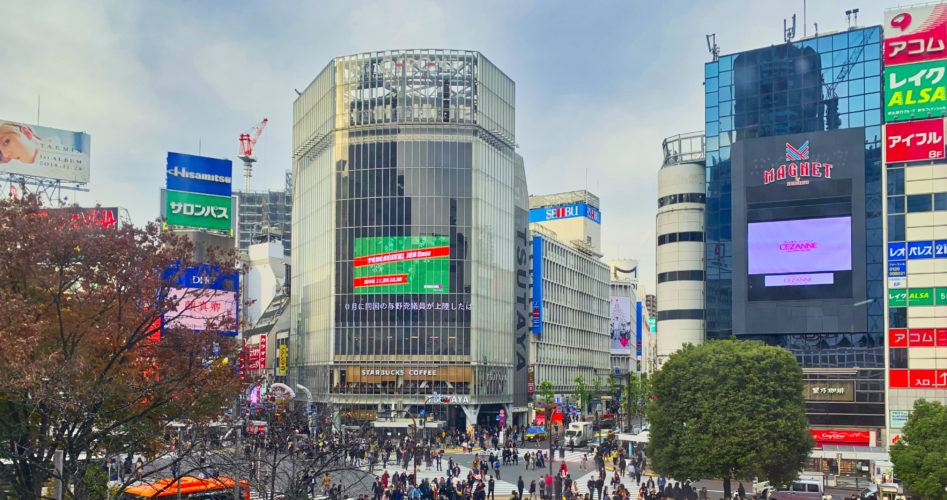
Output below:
[238,118,268,192]
[823,40,864,131]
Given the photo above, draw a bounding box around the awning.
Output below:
[617,431,649,443]
[811,445,889,461]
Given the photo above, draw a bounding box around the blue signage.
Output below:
[907,240,934,259]
[888,242,906,260]
[164,262,239,291]
[529,203,602,224]
[166,152,234,197]
[532,236,543,334]
[937,240,947,258]
[635,301,642,359]
[888,260,907,278]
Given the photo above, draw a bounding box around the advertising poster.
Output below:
[353,236,449,294]
[747,216,853,276]
[609,297,632,354]
[0,120,90,183]
[532,236,543,333]
[529,203,601,224]
[165,190,232,231]
[166,152,233,197]
[165,287,238,335]
[885,119,945,162]
[278,344,287,375]
[884,4,947,66]
[884,60,947,122]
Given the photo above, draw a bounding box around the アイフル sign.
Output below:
[885,119,945,162]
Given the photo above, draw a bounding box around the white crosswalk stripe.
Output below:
[572,470,640,495]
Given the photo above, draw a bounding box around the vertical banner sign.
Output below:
[531,236,543,334]
[636,301,643,360]
[884,60,947,122]
[259,334,267,372]
[885,119,946,162]
[884,4,947,66]
[512,159,531,408]
[277,344,287,375]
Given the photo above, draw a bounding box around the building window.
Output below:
[658,270,705,283]
[888,307,907,329]
[907,194,932,213]
[657,309,705,321]
[887,214,905,242]
[935,192,947,211]
[887,168,904,195]
[658,231,704,245]
[658,193,706,208]
[887,196,904,214]
[889,348,907,369]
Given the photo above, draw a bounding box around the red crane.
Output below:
[238,118,268,191]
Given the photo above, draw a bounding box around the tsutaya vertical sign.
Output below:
[884,4,947,66]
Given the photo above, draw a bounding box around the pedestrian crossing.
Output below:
[370,462,519,495]
[571,469,640,495]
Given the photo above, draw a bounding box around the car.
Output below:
[594,429,615,439]
[525,426,548,440]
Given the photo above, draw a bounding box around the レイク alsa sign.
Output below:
[763,140,833,185]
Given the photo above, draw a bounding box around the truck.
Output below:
[564,421,594,447]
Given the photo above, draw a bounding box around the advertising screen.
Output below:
[609,297,632,355]
[166,152,233,197]
[165,190,232,231]
[529,203,601,224]
[165,287,238,335]
[884,4,947,66]
[0,120,90,183]
[353,236,449,294]
[747,216,852,275]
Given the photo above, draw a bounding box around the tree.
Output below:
[890,399,947,500]
[645,339,812,499]
[573,376,590,413]
[0,196,245,498]
[538,380,556,476]
[624,375,652,428]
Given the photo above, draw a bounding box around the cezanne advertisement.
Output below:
[0,120,91,183]
[747,216,853,277]
[353,236,449,294]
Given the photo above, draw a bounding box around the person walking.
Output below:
[529,479,538,500]
[738,483,746,500]
[488,476,496,500]
[518,476,525,500]
[494,458,502,480]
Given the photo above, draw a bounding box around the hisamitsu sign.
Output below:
[166,152,233,197]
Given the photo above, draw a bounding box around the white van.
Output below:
[757,479,822,500]
[564,421,594,447]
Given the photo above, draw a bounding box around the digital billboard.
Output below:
[165,288,238,336]
[747,216,852,275]
[609,296,632,354]
[730,127,867,334]
[529,203,601,224]
[166,152,233,197]
[885,119,945,162]
[165,190,232,231]
[884,4,947,66]
[0,120,90,183]
[884,59,947,122]
[353,236,449,294]
[532,236,543,334]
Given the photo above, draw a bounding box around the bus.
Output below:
[122,476,250,499]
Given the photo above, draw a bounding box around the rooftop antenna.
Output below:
[803,0,807,37]
[845,8,859,30]
[814,22,819,38]
[705,34,719,62]
[784,14,797,43]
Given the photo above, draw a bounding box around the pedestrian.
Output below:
[581,454,588,471]
[488,476,496,500]
[738,483,746,500]
[518,476,525,499]
[494,458,501,480]
[530,479,538,500]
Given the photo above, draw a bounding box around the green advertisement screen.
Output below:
[884,59,947,122]
[166,190,232,231]
[353,236,450,295]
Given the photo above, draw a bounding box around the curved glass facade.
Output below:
[291,50,518,410]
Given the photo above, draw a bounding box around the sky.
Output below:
[2,0,897,291]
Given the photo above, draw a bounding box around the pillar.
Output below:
[462,404,480,429]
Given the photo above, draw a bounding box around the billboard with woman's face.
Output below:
[0,121,90,183]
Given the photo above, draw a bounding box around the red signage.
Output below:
[938,329,947,347]
[885,119,945,162]
[884,4,947,66]
[889,328,908,347]
[259,334,267,371]
[890,369,909,388]
[809,429,870,446]
[910,369,937,388]
[909,329,936,346]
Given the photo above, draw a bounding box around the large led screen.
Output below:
[165,288,238,335]
[353,236,449,295]
[747,216,852,276]
[609,297,632,355]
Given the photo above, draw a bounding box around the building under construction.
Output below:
[234,170,292,257]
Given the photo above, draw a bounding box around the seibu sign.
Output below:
[885,119,945,162]
[809,429,871,446]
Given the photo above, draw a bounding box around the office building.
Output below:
[656,131,706,366]
[703,25,886,459]
[880,4,947,444]
[290,49,521,428]
[528,190,610,397]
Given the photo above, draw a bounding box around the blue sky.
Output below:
[2,0,895,290]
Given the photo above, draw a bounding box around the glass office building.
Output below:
[291,50,520,427]
[704,28,886,430]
